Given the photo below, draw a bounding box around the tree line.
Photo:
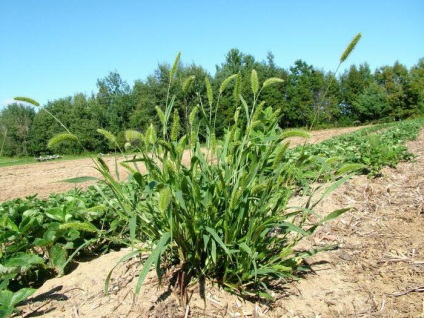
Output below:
[1,49,423,157]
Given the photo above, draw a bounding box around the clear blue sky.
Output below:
[1,0,423,108]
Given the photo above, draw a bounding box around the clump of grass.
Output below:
[29,38,362,302]
[99,53,352,301]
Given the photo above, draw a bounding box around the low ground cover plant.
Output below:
[286,118,424,178]
[0,185,131,316]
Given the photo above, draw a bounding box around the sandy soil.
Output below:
[8,125,424,317]
[0,126,363,202]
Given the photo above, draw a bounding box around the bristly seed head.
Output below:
[182,75,195,94]
[340,33,362,63]
[14,97,40,107]
[205,77,214,107]
[171,109,180,142]
[170,52,181,79]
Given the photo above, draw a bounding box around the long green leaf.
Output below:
[135,232,171,293]
[205,227,230,255]
[105,250,141,294]
[320,208,350,225]
[310,174,352,208]
[58,176,98,184]
[11,287,36,305]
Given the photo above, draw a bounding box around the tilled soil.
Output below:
[8,126,424,317]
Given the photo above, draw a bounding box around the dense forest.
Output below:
[1,49,423,157]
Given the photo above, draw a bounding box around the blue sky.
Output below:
[1,0,423,108]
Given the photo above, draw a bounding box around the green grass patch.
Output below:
[0,153,100,168]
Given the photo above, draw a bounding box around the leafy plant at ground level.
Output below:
[0,184,132,316]
[0,287,36,317]
[286,118,424,178]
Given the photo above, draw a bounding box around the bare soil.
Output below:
[6,125,423,317]
[0,126,363,202]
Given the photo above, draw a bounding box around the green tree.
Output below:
[214,49,272,134]
[176,63,210,136]
[313,72,343,127]
[255,52,288,117]
[0,103,35,156]
[130,64,173,134]
[96,71,134,134]
[214,49,247,134]
[374,61,411,120]
[339,63,374,120]
[67,93,106,152]
[131,62,210,138]
[29,98,75,155]
[352,81,390,122]
[407,58,424,115]
[280,60,326,128]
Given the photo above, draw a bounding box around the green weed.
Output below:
[100,55,352,301]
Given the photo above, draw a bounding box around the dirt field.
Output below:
[0,126,363,202]
[8,125,424,317]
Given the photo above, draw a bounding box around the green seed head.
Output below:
[171,109,180,142]
[170,52,181,79]
[182,75,196,94]
[47,133,78,149]
[233,72,241,102]
[262,77,284,89]
[205,77,214,106]
[125,130,144,144]
[97,129,116,143]
[14,97,40,107]
[219,74,238,94]
[189,106,198,126]
[251,69,259,95]
[340,33,362,63]
[159,187,172,214]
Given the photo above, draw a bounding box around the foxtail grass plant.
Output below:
[96,53,353,301]
[21,42,360,301]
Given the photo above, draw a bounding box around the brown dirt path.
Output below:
[0,126,363,202]
[271,129,424,316]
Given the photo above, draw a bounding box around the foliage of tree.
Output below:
[96,71,134,134]
[407,58,424,114]
[375,62,415,120]
[1,52,423,157]
[280,60,326,128]
[339,63,374,120]
[0,103,35,156]
[352,81,391,122]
